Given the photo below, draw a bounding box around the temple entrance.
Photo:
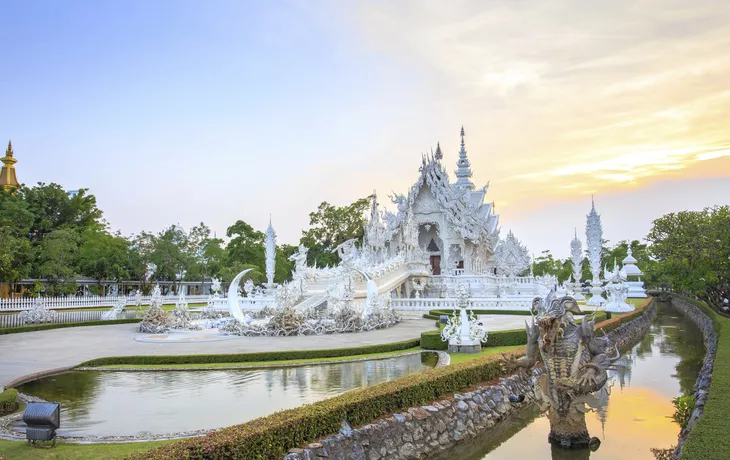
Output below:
[430,255,441,275]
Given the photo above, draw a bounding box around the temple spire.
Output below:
[454,126,474,189]
[434,142,443,161]
[1,140,20,191]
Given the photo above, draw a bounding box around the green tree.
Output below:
[300,196,371,267]
[36,228,80,295]
[76,229,136,291]
[0,190,34,287]
[646,206,730,310]
[274,244,297,283]
[22,183,103,243]
[226,220,265,269]
[144,225,192,291]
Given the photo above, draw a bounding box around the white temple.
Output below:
[225,127,548,316]
[568,229,585,300]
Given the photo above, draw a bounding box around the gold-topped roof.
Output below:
[1,140,20,190]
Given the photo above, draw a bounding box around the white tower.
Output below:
[265,217,277,290]
[586,198,606,306]
[569,229,585,300]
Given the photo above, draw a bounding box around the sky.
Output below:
[2,0,730,258]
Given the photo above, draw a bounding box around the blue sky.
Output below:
[3,0,730,257]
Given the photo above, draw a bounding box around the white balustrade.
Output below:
[0,294,217,311]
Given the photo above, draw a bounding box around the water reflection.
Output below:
[16,352,437,437]
[429,302,704,460]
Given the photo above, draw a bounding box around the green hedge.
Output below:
[0,389,19,416]
[676,295,730,460]
[79,338,421,367]
[0,318,141,335]
[421,311,610,350]
[129,347,525,460]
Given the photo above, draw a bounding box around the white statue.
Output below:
[333,238,359,267]
[602,259,634,313]
[102,296,127,320]
[289,245,309,275]
[441,283,487,352]
[210,278,222,295]
[18,299,56,324]
[243,278,255,297]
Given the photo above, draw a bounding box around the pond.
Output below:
[429,301,705,460]
[15,352,438,437]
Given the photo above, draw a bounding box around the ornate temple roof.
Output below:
[380,128,499,246]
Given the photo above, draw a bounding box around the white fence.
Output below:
[0,310,139,328]
[390,297,533,312]
[0,295,216,311]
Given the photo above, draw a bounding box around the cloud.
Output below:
[343,0,730,212]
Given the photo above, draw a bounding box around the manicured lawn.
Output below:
[0,439,173,460]
[447,345,523,364]
[93,347,426,369]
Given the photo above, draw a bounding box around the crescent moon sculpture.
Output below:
[227,269,253,322]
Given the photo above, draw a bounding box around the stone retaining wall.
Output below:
[284,302,656,460]
[669,297,719,459]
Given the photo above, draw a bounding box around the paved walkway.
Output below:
[0,319,435,388]
[0,314,533,388]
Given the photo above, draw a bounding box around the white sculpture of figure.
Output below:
[494,230,531,278]
[441,283,486,353]
[102,296,127,320]
[602,259,634,313]
[289,245,309,277]
[265,217,277,289]
[211,277,222,295]
[18,299,56,324]
[585,198,606,306]
[569,229,586,300]
[334,238,359,268]
[622,246,647,298]
[243,278,255,297]
[227,269,253,322]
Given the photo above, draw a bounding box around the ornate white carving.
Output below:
[441,283,487,347]
[18,299,56,324]
[101,296,126,320]
[494,231,531,278]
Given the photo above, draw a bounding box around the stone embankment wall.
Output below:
[670,297,719,459]
[284,302,657,460]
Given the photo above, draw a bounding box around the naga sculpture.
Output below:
[507,291,617,449]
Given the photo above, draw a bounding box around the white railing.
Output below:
[0,294,217,311]
[0,310,139,328]
[390,296,532,312]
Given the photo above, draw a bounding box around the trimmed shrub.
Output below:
[0,318,141,335]
[79,339,421,367]
[129,347,526,460]
[0,389,19,416]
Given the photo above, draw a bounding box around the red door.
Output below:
[430,255,441,275]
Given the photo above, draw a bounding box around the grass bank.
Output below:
[675,296,730,460]
[77,338,421,367]
[92,347,425,370]
[0,439,173,460]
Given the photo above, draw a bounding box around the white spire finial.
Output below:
[455,126,474,189]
